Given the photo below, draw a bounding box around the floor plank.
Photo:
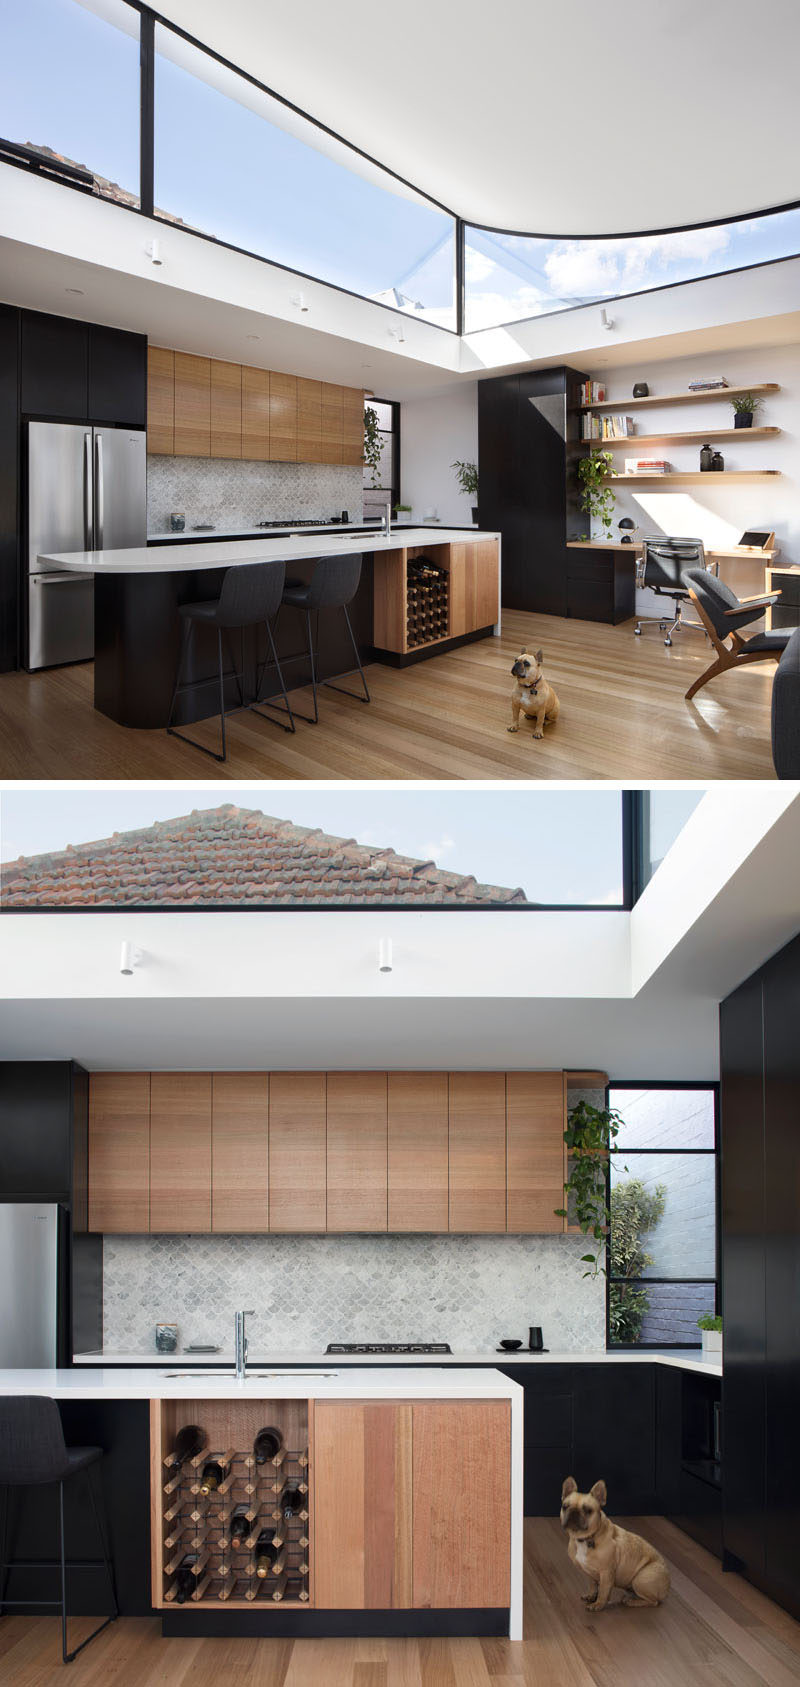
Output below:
[0,612,777,780]
[3,1519,799,1686]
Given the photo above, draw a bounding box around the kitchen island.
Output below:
[0,1366,522,1638]
[39,529,501,729]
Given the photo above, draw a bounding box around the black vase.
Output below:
[734,412,753,428]
[471,505,479,524]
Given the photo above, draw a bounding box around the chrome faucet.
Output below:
[234,1309,254,1381]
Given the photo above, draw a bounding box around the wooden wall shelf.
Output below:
[603,470,780,485]
[589,427,780,449]
[578,383,779,412]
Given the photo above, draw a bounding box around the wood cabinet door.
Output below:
[269,371,297,461]
[173,352,210,457]
[314,1401,412,1608]
[268,1072,326,1231]
[210,360,242,458]
[326,1072,388,1231]
[88,1072,150,1232]
[147,346,174,455]
[320,381,343,464]
[388,1072,449,1230]
[150,1073,212,1231]
[242,365,270,461]
[449,1072,506,1232]
[472,538,500,627]
[412,1401,511,1608]
[297,376,322,464]
[342,385,364,465]
[211,1073,268,1232]
[447,544,469,637]
[506,1070,564,1233]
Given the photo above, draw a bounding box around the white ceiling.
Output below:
[156,0,800,234]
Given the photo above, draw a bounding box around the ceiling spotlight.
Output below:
[388,326,406,344]
[246,333,261,341]
[147,239,162,267]
[291,292,309,312]
[120,940,144,976]
[600,307,614,331]
[65,287,85,295]
[378,938,393,974]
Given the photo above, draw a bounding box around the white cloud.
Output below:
[544,224,733,299]
[465,248,496,283]
[420,833,456,863]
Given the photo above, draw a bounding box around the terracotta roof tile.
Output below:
[0,805,527,908]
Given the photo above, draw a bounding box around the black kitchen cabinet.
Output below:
[573,1364,657,1514]
[21,309,89,419]
[0,302,19,672]
[762,936,800,1615]
[478,365,588,616]
[0,1060,81,1198]
[89,323,147,425]
[500,1364,573,1515]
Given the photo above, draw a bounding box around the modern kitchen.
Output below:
[0,784,798,1679]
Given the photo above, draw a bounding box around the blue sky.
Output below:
[0,788,635,904]
[4,0,797,334]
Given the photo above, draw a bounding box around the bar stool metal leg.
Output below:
[167,621,229,763]
[323,603,371,704]
[250,619,296,733]
[58,1472,118,1665]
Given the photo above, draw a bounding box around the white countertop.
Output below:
[40,528,500,576]
[72,1348,722,1379]
[147,521,386,542]
[0,1365,521,1403]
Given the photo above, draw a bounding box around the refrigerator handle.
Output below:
[94,431,104,551]
[83,431,93,549]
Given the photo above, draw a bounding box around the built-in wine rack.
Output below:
[152,1401,311,1609]
[405,553,449,649]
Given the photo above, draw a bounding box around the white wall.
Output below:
[400,382,478,525]
[582,343,800,612]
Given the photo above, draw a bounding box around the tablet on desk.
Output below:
[738,530,775,550]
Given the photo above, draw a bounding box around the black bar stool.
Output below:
[0,1395,118,1665]
[166,558,295,762]
[273,553,371,725]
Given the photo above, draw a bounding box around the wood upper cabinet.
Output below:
[210,360,242,458]
[506,1070,565,1234]
[342,385,364,466]
[147,346,174,455]
[412,1401,511,1608]
[320,381,343,465]
[211,1073,268,1232]
[88,1072,150,1232]
[449,1072,507,1232]
[449,539,500,637]
[149,1073,212,1232]
[269,371,297,461]
[297,376,323,464]
[241,365,270,461]
[268,1072,326,1232]
[314,1401,412,1608]
[326,1072,388,1231]
[388,1072,449,1231]
[173,353,211,457]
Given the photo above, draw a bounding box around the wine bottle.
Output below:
[174,1554,199,1603]
[254,1529,280,1579]
[228,1505,251,1548]
[279,1485,303,1519]
[253,1426,283,1465]
[166,1424,206,1470]
[199,1459,225,1496]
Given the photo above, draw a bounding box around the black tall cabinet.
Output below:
[720,930,800,1620]
[477,365,588,615]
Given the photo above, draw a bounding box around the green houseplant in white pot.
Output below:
[697,1311,722,1359]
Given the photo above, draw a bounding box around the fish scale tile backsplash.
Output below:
[147,456,364,533]
[102,1233,605,1354]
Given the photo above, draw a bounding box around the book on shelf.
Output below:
[581,413,635,440]
[624,458,671,475]
[687,377,729,391]
[578,380,606,405]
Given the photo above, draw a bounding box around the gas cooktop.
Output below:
[325,1342,452,1355]
[255,518,330,529]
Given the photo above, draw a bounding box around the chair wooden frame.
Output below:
[685,589,783,701]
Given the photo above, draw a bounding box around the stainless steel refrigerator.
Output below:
[0,1203,62,1366]
[27,420,147,669]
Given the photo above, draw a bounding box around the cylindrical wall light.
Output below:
[120,941,144,976]
[378,938,393,973]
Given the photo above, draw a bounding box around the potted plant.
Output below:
[697,1311,722,1358]
[577,449,616,539]
[394,502,413,525]
[731,392,760,429]
[452,460,479,523]
[555,1098,626,1278]
[363,405,383,488]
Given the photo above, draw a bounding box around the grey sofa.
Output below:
[772,626,800,778]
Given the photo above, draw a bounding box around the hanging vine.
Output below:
[363,405,383,489]
[555,1098,627,1277]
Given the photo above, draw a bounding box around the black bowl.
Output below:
[499,1338,523,1351]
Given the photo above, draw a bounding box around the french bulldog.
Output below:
[560,1477,670,1610]
[508,648,560,739]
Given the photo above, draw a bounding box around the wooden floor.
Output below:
[0,612,777,780]
[2,1518,799,1685]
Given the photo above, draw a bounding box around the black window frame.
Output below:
[605,1079,720,1352]
[362,396,400,517]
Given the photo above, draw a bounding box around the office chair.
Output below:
[682,567,792,701]
[635,537,708,644]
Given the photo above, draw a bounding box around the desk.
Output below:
[765,563,800,631]
[566,541,779,626]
